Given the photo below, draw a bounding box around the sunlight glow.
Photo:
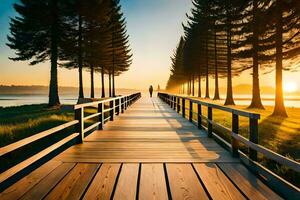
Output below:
[283,82,298,93]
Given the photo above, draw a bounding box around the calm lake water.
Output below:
[0,93,300,108]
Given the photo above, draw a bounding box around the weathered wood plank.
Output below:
[20,163,76,200]
[113,163,139,200]
[139,164,168,200]
[166,164,209,200]
[193,163,245,200]
[0,160,62,200]
[83,163,121,200]
[218,163,283,200]
[44,163,99,200]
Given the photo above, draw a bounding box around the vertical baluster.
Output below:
[121,97,124,113]
[110,99,115,121]
[182,98,186,118]
[249,117,258,161]
[177,97,180,113]
[197,104,202,129]
[189,100,193,122]
[207,106,212,137]
[75,107,84,143]
[98,103,104,130]
[232,113,239,157]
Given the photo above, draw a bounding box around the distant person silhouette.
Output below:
[149,85,153,97]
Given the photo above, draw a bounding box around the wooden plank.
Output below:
[218,163,283,200]
[139,164,168,200]
[193,163,245,200]
[166,164,208,200]
[113,164,139,200]
[0,160,62,200]
[0,120,78,156]
[83,163,121,200]
[20,163,76,200]
[44,163,99,200]
[0,133,78,184]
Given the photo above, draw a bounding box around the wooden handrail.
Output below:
[0,92,141,189]
[74,92,141,143]
[158,92,300,173]
[0,120,79,157]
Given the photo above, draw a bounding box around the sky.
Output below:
[0,0,299,92]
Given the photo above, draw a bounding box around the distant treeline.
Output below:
[0,85,140,96]
[166,0,300,117]
[7,0,131,106]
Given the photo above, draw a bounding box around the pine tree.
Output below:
[109,0,132,97]
[263,0,300,116]
[7,0,67,106]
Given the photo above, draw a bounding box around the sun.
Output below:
[283,82,298,93]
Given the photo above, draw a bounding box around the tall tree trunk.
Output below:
[205,39,210,98]
[224,7,235,105]
[78,14,84,99]
[90,65,94,98]
[49,0,60,107]
[101,67,105,98]
[249,0,264,109]
[213,28,220,100]
[109,71,112,97]
[273,1,287,117]
[192,75,195,96]
[198,75,201,97]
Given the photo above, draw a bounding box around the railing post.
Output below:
[177,97,180,113]
[98,103,104,130]
[117,98,120,115]
[75,107,84,143]
[189,100,193,122]
[249,118,258,161]
[207,106,212,137]
[125,96,128,109]
[197,104,202,129]
[110,99,115,121]
[172,96,174,109]
[232,113,239,157]
[121,97,125,113]
[182,98,186,118]
[173,96,176,110]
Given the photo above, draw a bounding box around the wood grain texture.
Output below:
[113,163,139,200]
[218,163,283,200]
[0,133,78,184]
[193,163,245,200]
[55,97,237,163]
[44,163,99,200]
[0,160,61,200]
[166,164,209,200]
[20,163,76,200]
[139,164,168,200]
[83,163,121,200]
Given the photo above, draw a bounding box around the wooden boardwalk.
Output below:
[0,96,283,200]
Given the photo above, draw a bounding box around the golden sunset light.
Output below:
[0,1,299,198]
[284,82,298,93]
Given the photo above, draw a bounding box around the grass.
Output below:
[187,98,300,186]
[0,104,75,147]
[0,104,99,173]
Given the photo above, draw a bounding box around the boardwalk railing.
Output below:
[0,92,141,189]
[158,92,300,196]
